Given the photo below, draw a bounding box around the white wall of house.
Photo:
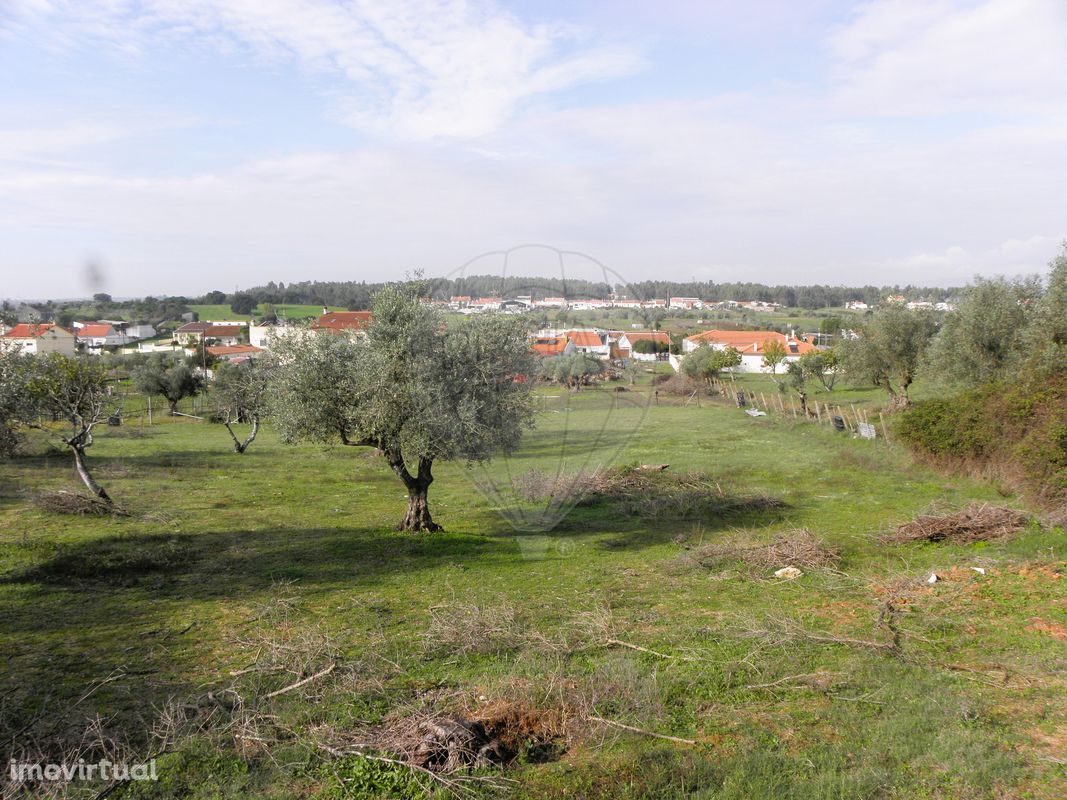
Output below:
[2,329,77,356]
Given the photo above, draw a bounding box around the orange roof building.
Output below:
[530,336,573,357]
[681,329,816,373]
[312,311,373,334]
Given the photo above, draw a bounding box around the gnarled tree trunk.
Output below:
[386,451,441,532]
[71,444,112,505]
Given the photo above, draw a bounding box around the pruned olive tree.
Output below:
[133,356,204,415]
[838,306,937,411]
[213,359,272,453]
[540,351,604,390]
[0,346,33,457]
[681,345,741,387]
[270,284,536,532]
[26,354,118,505]
[798,349,837,391]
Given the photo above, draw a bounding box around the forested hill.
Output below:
[219,276,960,312]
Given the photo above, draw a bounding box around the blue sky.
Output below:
[1,0,1065,299]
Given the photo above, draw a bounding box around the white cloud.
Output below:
[829,0,1067,116]
[1,0,643,139]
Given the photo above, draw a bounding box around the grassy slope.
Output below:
[0,390,1064,799]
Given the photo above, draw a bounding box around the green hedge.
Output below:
[897,376,1067,499]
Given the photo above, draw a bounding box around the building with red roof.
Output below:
[681,329,816,373]
[0,323,77,356]
[311,311,373,336]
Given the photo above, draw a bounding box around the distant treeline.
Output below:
[208,276,961,312]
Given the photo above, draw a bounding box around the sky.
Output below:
[1,0,1065,299]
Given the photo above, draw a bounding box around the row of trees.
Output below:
[1,284,538,532]
[191,276,965,317]
[834,245,1065,409]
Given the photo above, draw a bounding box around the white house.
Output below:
[125,324,157,339]
[74,322,126,351]
[0,323,77,356]
[681,329,817,373]
[845,300,869,311]
[565,329,610,358]
[669,297,702,310]
[615,330,671,361]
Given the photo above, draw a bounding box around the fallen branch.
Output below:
[262,663,335,699]
[588,715,697,745]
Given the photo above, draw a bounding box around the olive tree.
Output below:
[1024,244,1067,376]
[540,352,604,389]
[682,345,741,387]
[213,359,271,453]
[838,306,937,411]
[798,349,838,391]
[26,354,117,504]
[0,346,33,457]
[134,356,204,414]
[924,277,1035,387]
[270,284,536,532]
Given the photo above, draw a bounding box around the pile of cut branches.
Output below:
[683,528,839,573]
[881,503,1028,545]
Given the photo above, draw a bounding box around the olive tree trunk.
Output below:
[71,444,113,505]
[386,451,441,532]
[224,415,260,454]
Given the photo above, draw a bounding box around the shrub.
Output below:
[897,374,1067,501]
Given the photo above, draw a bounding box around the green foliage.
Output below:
[133,356,205,413]
[760,339,788,375]
[541,351,604,388]
[269,283,537,528]
[897,375,1067,499]
[838,306,937,407]
[924,277,1035,388]
[632,338,668,355]
[0,346,33,457]
[682,346,741,385]
[1023,242,1067,376]
[797,349,837,391]
[229,291,257,316]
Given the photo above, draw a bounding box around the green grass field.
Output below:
[186,304,343,322]
[1,387,1064,798]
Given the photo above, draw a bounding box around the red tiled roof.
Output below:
[203,325,244,337]
[175,322,212,333]
[76,324,115,338]
[312,311,373,332]
[2,323,62,338]
[206,345,263,356]
[623,331,671,344]
[685,329,816,356]
[531,337,569,357]
[566,330,603,348]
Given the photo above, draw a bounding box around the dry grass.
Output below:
[680,528,840,574]
[33,490,124,516]
[881,503,1029,545]
[423,601,528,656]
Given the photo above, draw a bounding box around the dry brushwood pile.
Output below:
[33,490,126,516]
[881,503,1029,545]
[341,701,568,774]
[682,528,840,574]
[576,466,787,520]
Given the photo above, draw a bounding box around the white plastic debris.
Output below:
[774,566,803,579]
[927,572,940,584]
[971,567,986,575]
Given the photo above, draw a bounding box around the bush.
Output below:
[897,374,1067,501]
